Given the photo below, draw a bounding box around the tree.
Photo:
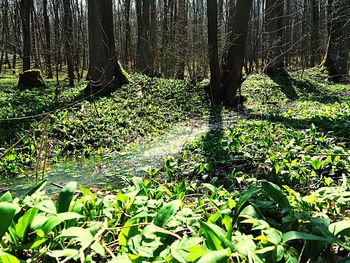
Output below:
[136,0,152,75]
[310,0,320,66]
[207,0,221,98]
[321,0,349,82]
[43,0,53,78]
[63,0,75,87]
[264,0,284,74]
[86,0,129,95]
[20,0,32,71]
[219,0,253,105]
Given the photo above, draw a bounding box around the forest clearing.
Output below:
[0,0,350,262]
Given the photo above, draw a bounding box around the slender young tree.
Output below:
[86,0,129,94]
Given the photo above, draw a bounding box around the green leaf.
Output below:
[282,231,333,244]
[329,220,350,236]
[0,202,17,240]
[34,199,57,214]
[153,200,181,227]
[199,221,235,251]
[233,187,260,223]
[91,241,105,257]
[170,237,203,263]
[0,251,20,263]
[42,212,83,235]
[196,249,230,263]
[56,227,93,248]
[311,159,323,170]
[16,208,39,239]
[57,182,77,213]
[262,181,290,209]
[0,192,13,202]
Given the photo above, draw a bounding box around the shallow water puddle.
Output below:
[0,117,214,195]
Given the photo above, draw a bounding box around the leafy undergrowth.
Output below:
[0,178,349,262]
[0,75,209,176]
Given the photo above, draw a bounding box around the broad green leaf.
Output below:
[91,241,105,257]
[199,221,235,251]
[233,187,260,222]
[170,237,203,263]
[282,231,333,244]
[153,200,181,227]
[197,248,230,263]
[329,220,350,236]
[42,212,83,235]
[0,251,20,263]
[56,227,93,248]
[57,181,77,213]
[57,182,77,213]
[34,199,57,214]
[16,208,39,239]
[311,159,323,170]
[0,202,17,240]
[142,224,176,239]
[262,181,290,209]
[0,192,12,202]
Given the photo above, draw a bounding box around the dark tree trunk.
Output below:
[86,0,129,95]
[63,0,75,87]
[264,0,285,75]
[124,0,131,69]
[321,0,349,82]
[150,0,158,74]
[207,0,221,97]
[175,0,186,79]
[20,0,32,71]
[43,0,53,78]
[220,0,252,105]
[310,0,320,66]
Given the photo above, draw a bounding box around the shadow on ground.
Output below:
[268,72,341,104]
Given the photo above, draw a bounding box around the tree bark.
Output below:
[264,0,285,75]
[321,0,349,82]
[86,0,129,95]
[63,0,75,87]
[220,0,252,105]
[43,0,53,78]
[207,0,221,97]
[20,0,32,71]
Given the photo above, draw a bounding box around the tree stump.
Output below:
[18,70,46,90]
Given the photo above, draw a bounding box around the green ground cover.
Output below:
[0,69,350,262]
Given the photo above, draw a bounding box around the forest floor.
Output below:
[0,68,350,262]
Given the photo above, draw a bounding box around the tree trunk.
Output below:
[264,0,285,75]
[310,0,320,66]
[43,0,53,78]
[20,0,32,71]
[175,0,186,79]
[207,0,221,97]
[124,0,131,69]
[63,0,75,87]
[150,0,158,74]
[86,0,129,95]
[220,0,252,105]
[321,0,349,82]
